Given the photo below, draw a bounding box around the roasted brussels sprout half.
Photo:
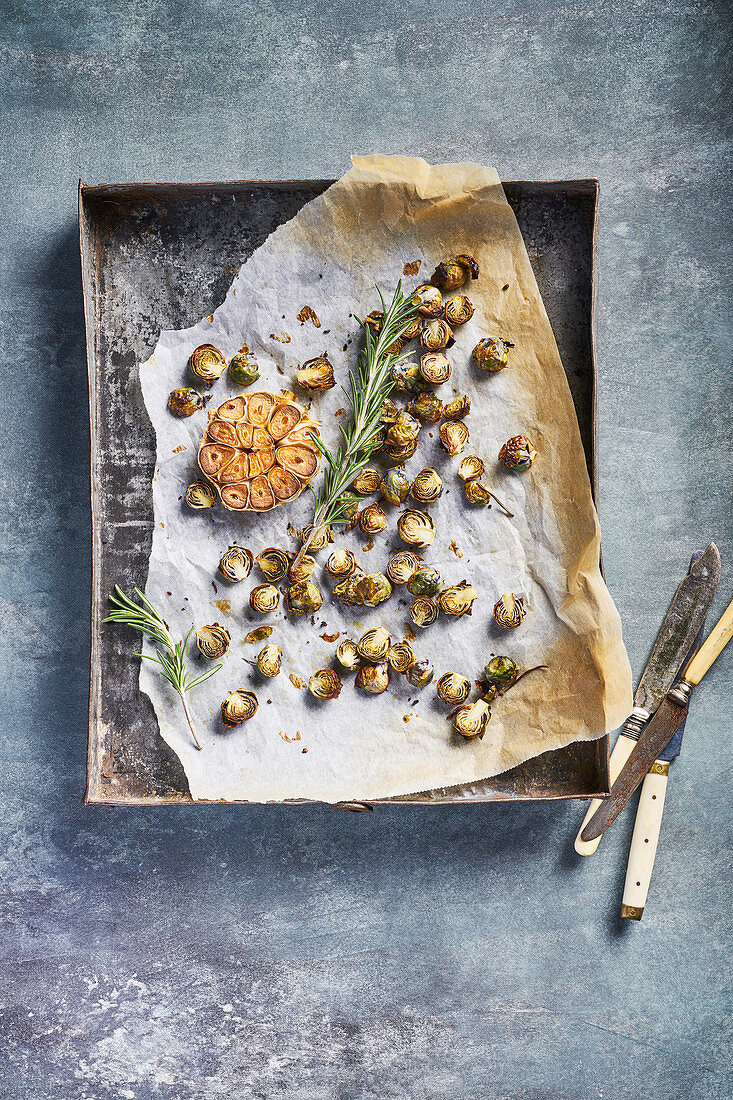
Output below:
[444,295,474,327]
[335,638,363,670]
[185,480,217,509]
[359,502,387,535]
[309,668,343,700]
[406,566,442,598]
[325,548,357,579]
[386,550,421,585]
[228,351,260,387]
[357,626,392,663]
[387,640,416,674]
[438,582,478,618]
[410,468,443,503]
[406,657,434,688]
[333,575,364,606]
[364,310,384,336]
[335,491,363,528]
[256,547,290,582]
[221,688,258,727]
[499,435,537,471]
[383,437,418,464]
[409,596,438,628]
[432,254,479,290]
[458,455,485,482]
[397,509,436,548]
[189,344,227,386]
[481,682,498,704]
[407,392,444,424]
[378,398,400,424]
[356,662,389,695]
[355,572,393,607]
[483,655,519,692]
[453,699,490,740]
[443,394,470,421]
[436,672,471,706]
[390,359,428,395]
[297,354,335,391]
[419,352,452,385]
[168,387,204,417]
[380,468,412,505]
[196,623,230,660]
[352,466,382,495]
[472,336,512,373]
[493,592,526,629]
[287,581,323,615]
[256,644,283,678]
[250,584,281,614]
[411,283,443,317]
[288,554,316,584]
[400,314,423,341]
[420,318,454,351]
[439,420,469,457]
[463,479,492,506]
[218,545,254,583]
[300,523,333,551]
[386,411,421,447]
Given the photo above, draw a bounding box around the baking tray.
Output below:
[80,175,608,806]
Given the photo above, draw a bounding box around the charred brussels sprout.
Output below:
[444,295,474,327]
[463,479,492,506]
[436,672,471,706]
[383,437,418,464]
[256,547,290,582]
[287,581,323,615]
[195,623,230,660]
[431,255,479,290]
[483,655,519,692]
[390,359,428,395]
[493,592,526,629]
[189,344,227,386]
[218,545,254,583]
[443,394,470,421]
[397,509,436,548]
[379,398,400,425]
[499,435,537,471]
[168,387,204,417]
[355,572,393,607]
[221,688,258,727]
[356,662,389,695]
[406,657,434,688]
[410,468,443,503]
[386,411,421,447]
[297,354,335,391]
[250,584,281,614]
[228,351,260,387]
[411,283,443,317]
[386,550,421,585]
[407,391,444,424]
[472,336,512,373]
[407,566,442,598]
[288,554,316,584]
[439,420,469,457]
[185,480,217,509]
[458,455,485,482]
[308,668,343,700]
[380,468,411,505]
[300,524,333,551]
[364,310,384,336]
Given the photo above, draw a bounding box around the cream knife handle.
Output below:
[574,733,637,856]
[621,763,669,920]
[683,595,733,685]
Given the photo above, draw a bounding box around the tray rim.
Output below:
[80,174,607,808]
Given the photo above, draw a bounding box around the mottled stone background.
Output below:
[1,1,731,1097]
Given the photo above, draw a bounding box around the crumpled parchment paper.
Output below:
[138,155,632,803]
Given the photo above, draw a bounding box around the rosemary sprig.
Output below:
[103,585,221,751]
[292,281,421,570]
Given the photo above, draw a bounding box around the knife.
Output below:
[620,609,707,921]
[574,543,721,856]
[581,592,733,843]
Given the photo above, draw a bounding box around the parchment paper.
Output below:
[138,156,632,803]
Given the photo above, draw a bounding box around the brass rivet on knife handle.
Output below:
[682,595,733,686]
[649,760,669,776]
[620,904,643,921]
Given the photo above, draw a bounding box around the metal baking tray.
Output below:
[80,175,608,806]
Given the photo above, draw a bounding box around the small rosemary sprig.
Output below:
[103,585,221,751]
[292,281,421,570]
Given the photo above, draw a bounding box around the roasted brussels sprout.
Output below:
[257,644,283,678]
[411,283,443,317]
[297,354,335,391]
[357,626,392,663]
[420,318,454,351]
[443,394,470,421]
[387,640,416,674]
[481,682,498,704]
[287,581,323,615]
[355,572,393,607]
[189,344,227,386]
[409,597,439,628]
[390,360,428,395]
[335,491,362,527]
[195,623,230,660]
[359,502,387,535]
[483,655,519,692]
[380,468,411,505]
[218,545,254,582]
[386,550,421,585]
[438,582,477,618]
[352,466,382,495]
[493,592,526,629]
[499,435,537,471]
[228,351,260,387]
[383,437,418,464]
[410,468,443,503]
[473,336,512,373]
[335,638,363,671]
[436,672,471,706]
[386,411,421,448]
[419,351,452,385]
[431,254,479,290]
[185,480,217,509]
[221,688,258,727]
[407,391,444,423]
[364,310,384,336]
[256,547,290,581]
[379,398,400,425]
[458,455,485,481]
[439,420,469,457]
[250,584,281,614]
[463,479,493,506]
[453,699,490,740]
[168,387,204,417]
[325,548,357,579]
[407,566,442,598]
[397,509,436,548]
[300,523,333,551]
[288,554,316,584]
[400,314,423,341]
[309,668,343,700]
[333,576,364,606]
[444,295,474,327]
[406,657,434,688]
[356,662,389,695]
[384,337,405,357]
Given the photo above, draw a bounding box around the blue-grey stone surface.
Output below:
[1,1,731,1096]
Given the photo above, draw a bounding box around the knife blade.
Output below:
[581,593,733,842]
[574,544,720,857]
